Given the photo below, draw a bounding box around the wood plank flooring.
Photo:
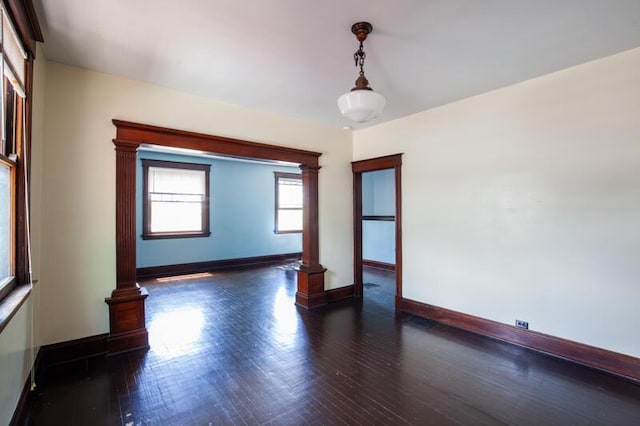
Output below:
[19,265,640,425]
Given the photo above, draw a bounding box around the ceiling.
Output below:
[35,0,640,129]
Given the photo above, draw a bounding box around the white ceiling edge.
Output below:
[139,144,301,167]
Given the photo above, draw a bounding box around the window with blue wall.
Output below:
[136,150,302,268]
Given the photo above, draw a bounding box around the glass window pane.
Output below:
[0,164,10,280]
[277,209,302,232]
[149,167,205,195]
[151,201,202,233]
[279,181,302,208]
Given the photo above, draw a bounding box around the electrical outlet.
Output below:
[515,320,529,330]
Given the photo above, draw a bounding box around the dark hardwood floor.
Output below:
[19,265,640,425]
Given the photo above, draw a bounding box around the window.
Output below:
[0,5,30,300]
[0,155,14,301]
[274,172,302,233]
[142,160,211,239]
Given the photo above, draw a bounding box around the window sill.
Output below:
[141,231,212,240]
[0,285,32,334]
[274,230,302,234]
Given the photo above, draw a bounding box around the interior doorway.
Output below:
[352,154,403,309]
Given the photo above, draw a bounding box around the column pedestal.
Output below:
[296,264,327,308]
[105,286,149,354]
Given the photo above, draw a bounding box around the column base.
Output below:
[295,264,327,309]
[105,286,149,354]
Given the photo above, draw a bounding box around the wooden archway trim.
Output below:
[106,120,326,354]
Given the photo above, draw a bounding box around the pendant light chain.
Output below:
[338,21,386,123]
[354,41,367,76]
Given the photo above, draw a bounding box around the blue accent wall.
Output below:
[136,151,301,267]
[362,169,395,264]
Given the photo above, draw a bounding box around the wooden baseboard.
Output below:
[137,252,302,279]
[38,333,108,369]
[401,298,640,383]
[326,285,355,303]
[9,349,40,426]
[362,260,396,271]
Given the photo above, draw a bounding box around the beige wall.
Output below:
[39,62,353,345]
[354,47,640,357]
[0,299,33,426]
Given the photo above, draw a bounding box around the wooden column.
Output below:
[296,164,327,308]
[104,139,149,354]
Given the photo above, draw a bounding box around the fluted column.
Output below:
[296,164,327,308]
[105,139,149,353]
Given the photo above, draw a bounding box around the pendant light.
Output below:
[337,22,386,123]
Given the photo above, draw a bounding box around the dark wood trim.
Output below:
[141,231,211,240]
[105,287,149,354]
[111,121,325,348]
[3,0,44,58]
[141,159,211,239]
[38,333,108,369]
[352,154,403,173]
[137,252,302,280]
[0,283,29,333]
[362,215,395,221]
[9,345,40,426]
[107,139,149,354]
[113,140,140,291]
[352,154,403,309]
[401,298,640,383]
[0,276,17,303]
[325,285,355,303]
[9,363,32,426]
[295,163,326,308]
[113,120,322,166]
[362,259,396,271]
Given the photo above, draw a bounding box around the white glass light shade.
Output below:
[337,89,386,123]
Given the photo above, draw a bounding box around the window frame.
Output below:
[141,159,211,240]
[0,153,15,302]
[274,171,302,234]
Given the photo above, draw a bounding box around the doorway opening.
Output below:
[352,154,403,309]
[107,120,326,353]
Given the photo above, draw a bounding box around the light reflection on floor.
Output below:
[148,308,205,357]
[272,286,298,347]
[156,272,213,283]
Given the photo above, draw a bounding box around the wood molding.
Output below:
[137,252,302,279]
[113,120,321,166]
[38,333,108,369]
[9,346,41,426]
[106,138,149,354]
[362,259,396,271]
[3,0,44,57]
[352,154,403,308]
[352,154,404,173]
[325,285,355,303]
[296,264,327,308]
[105,287,149,354]
[295,164,326,309]
[362,215,395,221]
[111,120,326,328]
[401,298,640,383]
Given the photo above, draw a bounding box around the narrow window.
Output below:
[142,160,211,239]
[0,156,14,300]
[274,172,302,233]
[0,5,36,303]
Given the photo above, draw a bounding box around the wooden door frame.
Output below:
[352,154,403,309]
[105,120,327,354]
